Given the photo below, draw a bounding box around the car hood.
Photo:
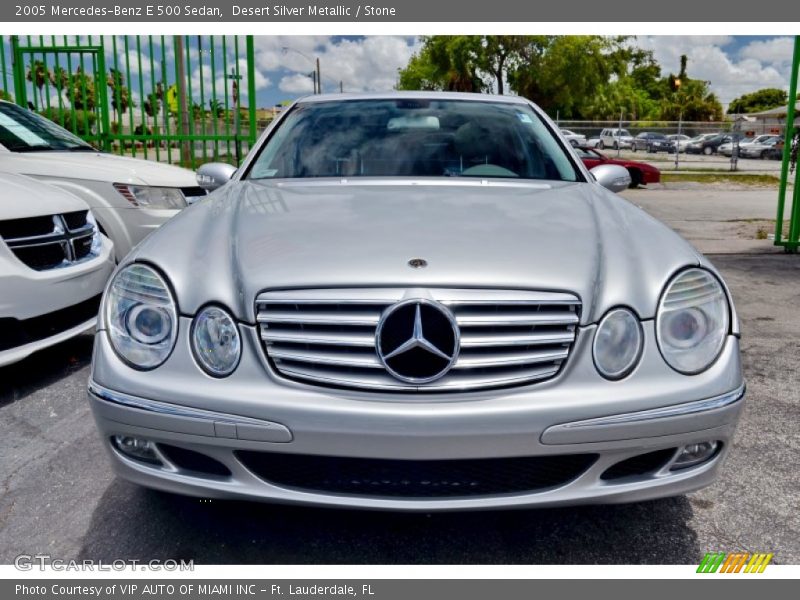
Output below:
[0,150,197,186]
[130,179,702,324]
[0,171,88,219]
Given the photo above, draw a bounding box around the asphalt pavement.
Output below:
[1,189,799,565]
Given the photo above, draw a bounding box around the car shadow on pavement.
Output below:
[78,480,701,564]
[0,333,94,408]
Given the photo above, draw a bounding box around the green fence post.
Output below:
[247,35,257,149]
[775,35,800,251]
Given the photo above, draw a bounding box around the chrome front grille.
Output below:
[256,288,580,392]
[0,211,96,271]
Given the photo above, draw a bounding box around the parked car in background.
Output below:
[0,172,114,366]
[560,129,586,147]
[576,146,661,187]
[598,127,633,150]
[584,136,601,148]
[738,136,782,159]
[717,134,775,157]
[0,100,206,261]
[631,132,675,153]
[685,133,744,155]
[667,134,691,152]
[89,92,744,510]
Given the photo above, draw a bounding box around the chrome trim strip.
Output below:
[557,384,746,429]
[88,381,278,427]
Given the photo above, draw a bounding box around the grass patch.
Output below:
[661,173,782,186]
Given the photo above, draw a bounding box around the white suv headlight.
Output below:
[105,263,178,369]
[113,183,187,209]
[657,268,730,374]
[593,308,643,380]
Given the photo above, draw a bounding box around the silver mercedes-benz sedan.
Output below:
[88,92,744,510]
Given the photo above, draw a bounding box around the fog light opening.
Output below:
[671,441,720,470]
[111,435,162,465]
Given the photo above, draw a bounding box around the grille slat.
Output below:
[0,211,97,271]
[257,288,580,393]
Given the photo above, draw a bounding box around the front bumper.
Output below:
[88,318,745,510]
[0,237,114,366]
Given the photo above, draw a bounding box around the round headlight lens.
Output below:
[657,268,729,374]
[105,264,177,369]
[191,306,241,377]
[593,308,643,380]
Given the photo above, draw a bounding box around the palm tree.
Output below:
[26,60,50,111]
[208,98,224,119]
[107,68,133,122]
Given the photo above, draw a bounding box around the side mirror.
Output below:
[590,164,631,193]
[196,162,237,192]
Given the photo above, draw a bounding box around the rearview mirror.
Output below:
[196,162,237,192]
[590,164,631,193]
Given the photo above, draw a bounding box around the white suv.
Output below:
[598,128,633,150]
[0,101,204,261]
[0,172,114,366]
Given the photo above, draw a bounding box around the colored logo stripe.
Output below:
[697,552,773,573]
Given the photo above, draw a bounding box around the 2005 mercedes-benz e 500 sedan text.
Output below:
[88,93,744,510]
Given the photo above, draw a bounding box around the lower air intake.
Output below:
[235,451,598,498]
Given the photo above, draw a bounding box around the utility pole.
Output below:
[229,68,243,164]
[674,78,682,171]
[316,57,321,94]
[617,108,623,158]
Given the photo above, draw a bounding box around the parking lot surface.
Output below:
[1,189,798,565]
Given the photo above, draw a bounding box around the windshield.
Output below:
[247,99,579,182]
[0,102,95,152]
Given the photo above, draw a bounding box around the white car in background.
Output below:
[560,129,586,147]
[0,101,205,261]
[0,172,114,366]
[667,134,692,153]
[598,128,633,150]
[718,134,776,157]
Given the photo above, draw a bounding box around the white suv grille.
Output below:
[256,288,580,392]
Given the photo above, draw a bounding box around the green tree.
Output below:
[208,98,224,118]
[397,36,487,92]
[727,88,789,114]
[0,89,13,102]
[64,68,96,111]
[508,36,631,118]
[26,59,50,110]
[107,68,134,121]
[661,56,723,121]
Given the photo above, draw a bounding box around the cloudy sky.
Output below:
[250,35,795,110]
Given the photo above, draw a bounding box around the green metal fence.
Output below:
[774,35,800,253]
[1,35,259,167]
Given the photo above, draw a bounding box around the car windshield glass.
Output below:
[247,99,579,182]
[0,102,95,151]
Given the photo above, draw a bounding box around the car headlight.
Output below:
[85,210,103,255]
[657,268,730,374]
[593,308,643,380]
[191,305,242,377]
[113,183,187,209]
[105,263,178,369]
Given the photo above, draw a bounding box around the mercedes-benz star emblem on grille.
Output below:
[376,299,460,384]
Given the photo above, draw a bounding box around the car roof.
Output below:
[296,91,532,105]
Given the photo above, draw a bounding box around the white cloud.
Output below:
[636,36,791,107]
[278,73,315,94]
[257,36,420,96]
[739,37,795,67]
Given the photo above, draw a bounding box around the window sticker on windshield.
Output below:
[0,113,48,146]
[516,112,533,124]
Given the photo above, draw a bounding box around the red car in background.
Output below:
[575,146,661,188]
